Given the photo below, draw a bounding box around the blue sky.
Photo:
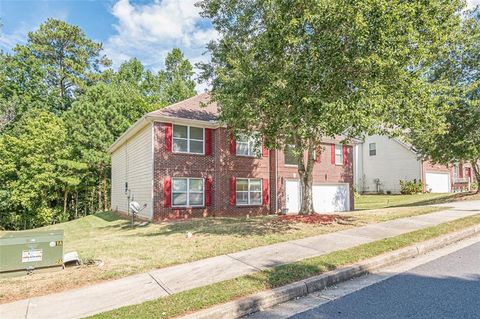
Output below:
[0,0,218,91]
[1,0,479,91]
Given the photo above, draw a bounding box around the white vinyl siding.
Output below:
[357,135,422,194]
[111,124,153,219]
[173,124,204,154]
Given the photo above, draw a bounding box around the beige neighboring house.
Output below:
[354,135,474,194]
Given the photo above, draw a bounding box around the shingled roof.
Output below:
[147,92,219,122]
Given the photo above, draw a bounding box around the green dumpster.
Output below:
[0,229,64,277]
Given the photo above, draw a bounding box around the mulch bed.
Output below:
[274,214,355,225]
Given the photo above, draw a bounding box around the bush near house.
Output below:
[400,180,424,195]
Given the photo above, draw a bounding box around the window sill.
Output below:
[171,206,206,210]
[236,204,263,207]
[172,151,206,156]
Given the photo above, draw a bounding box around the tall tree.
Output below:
[162,48,196,103]
[198,0,465,214]
[15,18,111,112]
[0,110,72,229]
[64,82,152,212]
[410,12,480,192]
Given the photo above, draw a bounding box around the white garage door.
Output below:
[425,172,450,193]
[313,184,350,213]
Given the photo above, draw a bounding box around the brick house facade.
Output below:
[109,93,355,221]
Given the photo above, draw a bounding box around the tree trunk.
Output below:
[74,190,78,219]
[98,180,103,212]
[63,189,69,217]
[472,160,480,194]
[297,143,316,215]
[103,176,108,211]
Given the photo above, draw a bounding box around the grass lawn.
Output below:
[355,192,479,210]
[91,214,480,319]
[0,204,446,303]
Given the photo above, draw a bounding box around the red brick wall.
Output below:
[276,143,355,212]
[153,121,354,220]
[153,122,271,221]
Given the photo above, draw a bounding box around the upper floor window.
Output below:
[335,144,343,165]
[236,178,262,205]
[284,144,298,166]
[173,125,204,154]
[236,134,260,156]
[172,177,204,207]
[369,143,376,156]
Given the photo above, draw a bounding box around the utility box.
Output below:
[0,230,64,277]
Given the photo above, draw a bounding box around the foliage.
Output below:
[15,18,111,112]
[0,110,75,229]
[198,0,465,214]
[409,11,480,191]
[0,19,197,229]
[400,180,424,195]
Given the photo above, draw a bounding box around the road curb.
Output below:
[179,224,480,319]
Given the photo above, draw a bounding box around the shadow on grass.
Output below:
[391,192,478,208]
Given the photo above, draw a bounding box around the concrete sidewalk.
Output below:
[2,200,479,319]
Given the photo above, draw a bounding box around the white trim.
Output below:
[236,178,263,206]
[171,177,205,208]
[335,144,344,166]
[172,125,205,155]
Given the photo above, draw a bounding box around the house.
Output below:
[108,93,355,221]
[354,135,474,194]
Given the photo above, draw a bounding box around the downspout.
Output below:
[275,149,279,213]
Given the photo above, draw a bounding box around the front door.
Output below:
[285,180,300,214]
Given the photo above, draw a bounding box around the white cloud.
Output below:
[104,0,218,91]
[467,0,480,9]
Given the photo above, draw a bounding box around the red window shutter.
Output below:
[164,123,172,152]
[459,164,464,178]
[262,145,269,157]
[229,176,236,206]
[315,147,321,163]
[263,179,270,205]
[229,134,236,155]
[331,144,336,164]
[343,145,348,165]
[205,128,213,155]
[164,177,171,208]
[205,177,213,206]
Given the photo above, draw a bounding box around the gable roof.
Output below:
[147,92,219,122]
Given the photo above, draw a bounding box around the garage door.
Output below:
[313,184,350,213]
[425,172,450,193]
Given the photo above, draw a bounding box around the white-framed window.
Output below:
[173,125,204,154]
[284,144,298,166]
[236,134,260,156]
[369,143,376,156]
[236,178,262,206]
[335,144,343,165]
[172,178,204,207]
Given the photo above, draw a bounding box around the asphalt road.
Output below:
[292,241,480,319]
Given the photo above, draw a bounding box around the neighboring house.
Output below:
[108,93,355,221]
[354,135,473,194]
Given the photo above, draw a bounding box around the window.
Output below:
[369,143,376,156]
[236,178,262,205]
[172,178,204,207]
[173,125,204,154]
[284,145,297,166]
[335,144,343,165]
[236,134,260,156]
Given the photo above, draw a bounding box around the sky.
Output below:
[0,0,479,92]
[0,0,218,91]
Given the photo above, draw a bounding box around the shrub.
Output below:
[400,179,423,195]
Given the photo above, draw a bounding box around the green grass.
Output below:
[90,214,480,319]
[0,205,444,303]
[355,192,479,210]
